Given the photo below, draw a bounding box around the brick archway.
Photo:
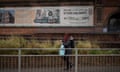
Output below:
[108,12,120,32]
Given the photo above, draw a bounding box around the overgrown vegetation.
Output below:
[0,36,119,54]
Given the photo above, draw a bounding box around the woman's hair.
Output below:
[63,33,70,42]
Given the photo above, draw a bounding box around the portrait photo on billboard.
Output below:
[34,8,60,24]
[0,9,15,24]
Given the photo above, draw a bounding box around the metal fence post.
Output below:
[75,48,78,72]
[18,48,21,72]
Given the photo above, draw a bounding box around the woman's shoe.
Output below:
[69,64,73,69]
[64,68,69,70]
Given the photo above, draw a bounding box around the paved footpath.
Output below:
[0,66,120,72]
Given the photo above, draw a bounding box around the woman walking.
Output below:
[62,33,75,70]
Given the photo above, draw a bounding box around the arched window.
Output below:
[108,12,120,32]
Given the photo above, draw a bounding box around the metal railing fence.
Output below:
[0,48,120,72]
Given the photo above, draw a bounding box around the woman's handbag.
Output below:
[59,44,65,56]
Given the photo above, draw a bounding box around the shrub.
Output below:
[76,40,99,48]
[53,40,61,48]
[76,40,92,48]
[0,36,103,54]
[88,50,103,54]
[76,40,100,54]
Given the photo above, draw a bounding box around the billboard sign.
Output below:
[0,6,93,27]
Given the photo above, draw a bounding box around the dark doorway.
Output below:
[108,12,120,32]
